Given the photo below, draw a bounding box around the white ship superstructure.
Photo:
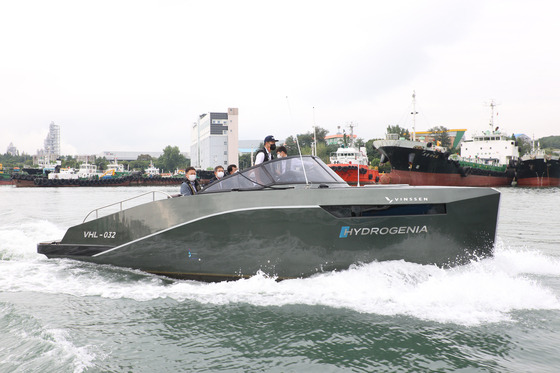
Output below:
[460,101,519,166]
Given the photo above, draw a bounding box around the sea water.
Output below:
[1,186,559,372]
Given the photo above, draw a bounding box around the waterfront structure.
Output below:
[191,108,239,170]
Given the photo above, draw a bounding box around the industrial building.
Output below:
[191,108,239,170]
[34,121,61,165]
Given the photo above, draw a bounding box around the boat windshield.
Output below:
[200,155,347,193]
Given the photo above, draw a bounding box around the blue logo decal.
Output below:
[339,226,350,238]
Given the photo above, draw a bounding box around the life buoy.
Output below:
[379,173,391,184]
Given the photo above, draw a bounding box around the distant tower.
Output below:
[7,142,18,156]
[44,121,61,156]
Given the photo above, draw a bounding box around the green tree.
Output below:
[128,160,151,171]
[386,125,410,139]
[62,155,79,169]
[538,135,560,150]
[238,153,252,169]
[157,145,187,172]
[94,157,109,171]
[428,126,451,148]
[137,154,153,161]
[516,136,532,157]
[284,126,330,156]
[0,152,33,168]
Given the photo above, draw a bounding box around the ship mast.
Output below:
[411,91,418,141]
[489,99,495,132]
[347,122,356,148]
[312,106,317,156]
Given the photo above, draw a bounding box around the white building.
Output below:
[191,108,239,170]
[43,121,61,156]
[34,121,61,165]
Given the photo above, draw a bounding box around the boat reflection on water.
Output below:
[38,155,500,281]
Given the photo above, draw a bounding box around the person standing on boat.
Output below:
[180,167,201,196]
[255,135,278,165]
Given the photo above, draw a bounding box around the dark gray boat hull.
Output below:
[38,185,500,281]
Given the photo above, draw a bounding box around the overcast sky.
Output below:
[1,0,559,155]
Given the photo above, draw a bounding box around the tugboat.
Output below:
[516,140,560,187]
[327,124,379,186]
[144,161,160,177]
[374,96,518,186]
[100,157,130,179]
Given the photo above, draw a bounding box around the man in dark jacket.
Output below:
[207,165,225,185]
[180,167,201,196]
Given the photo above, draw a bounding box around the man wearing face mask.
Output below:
[276,146,288,158]
[208,165,225,185]
[180,167,201,196]
[255,135,278,165]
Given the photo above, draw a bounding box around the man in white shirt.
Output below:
[255,135,278,165]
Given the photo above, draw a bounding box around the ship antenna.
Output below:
[286,96,310,185]
[486,99,500,133]
[489,100,495,131]
[312,106,317,157]
[411,91,418,141]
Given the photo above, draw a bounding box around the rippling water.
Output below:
[1,186,559,372]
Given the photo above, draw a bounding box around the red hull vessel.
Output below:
[328,164,379,186]
[379,169,514,187]
[327,128,379,186]
[516,177,560,187]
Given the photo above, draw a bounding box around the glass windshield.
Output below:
[201,155,346,193]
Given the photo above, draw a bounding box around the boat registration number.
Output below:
[83,231,116,239]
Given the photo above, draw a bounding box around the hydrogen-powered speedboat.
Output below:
[38,155,500,281]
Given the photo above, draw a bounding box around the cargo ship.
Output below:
[374,99,518,187]
[516,143,560,187]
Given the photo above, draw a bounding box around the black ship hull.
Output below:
[516,157,560,187]
[376,145,515,187]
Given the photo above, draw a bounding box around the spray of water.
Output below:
[2,220,559,327]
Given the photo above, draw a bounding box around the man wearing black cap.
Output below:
[255,135,278,165]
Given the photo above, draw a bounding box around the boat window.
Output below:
[203,166,274,192]
[321,204,447,218]
[201,156,345,193]
[262,156,345,184]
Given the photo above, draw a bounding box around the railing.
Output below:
[82,191,173,223]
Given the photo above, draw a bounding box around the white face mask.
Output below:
[188,174,196,182]
[217,171,224,178]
